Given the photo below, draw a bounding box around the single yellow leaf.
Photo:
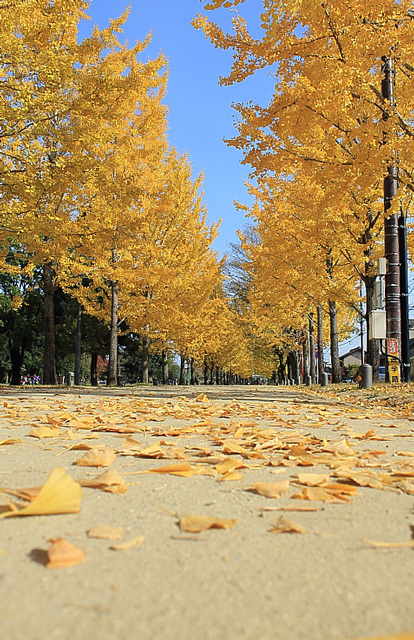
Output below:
[247,480,290,498]
[222,439,249,456]
[195,393,209,403]
[76,446,116,467]
[46,538,85,568]
[296,473,329,486]
[109,536,145,551]
[179,515,236,533]
[29,426,61,439]
[0,467,82,518]
[147,462,195,477]
[361,538,414,549]
[87,525,125,540]
[269,516,307,534]
[79,468,126,489]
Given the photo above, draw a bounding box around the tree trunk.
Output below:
[142,334,149,384]
[10,343,25,386]
[364,271,380,381]
[74,302,82,385]
[190,358,196,385]
[179,354,185,385]
[329,300,341,383]
[90,353,98,386]
[302,338,308,383]
[43,262,57,385]
[209,360,215,385]
[317,305,324,383]
[107,280,118,386]
[309,313,316,383]
[203,355,208,385]
[162,350,169,384]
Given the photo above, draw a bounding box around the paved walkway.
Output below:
[1,385,413,640]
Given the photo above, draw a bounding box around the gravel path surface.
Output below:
[1,385,413,640]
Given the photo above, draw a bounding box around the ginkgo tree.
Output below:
[0,0,168,383]
[194,0,414,379]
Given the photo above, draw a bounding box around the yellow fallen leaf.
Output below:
[293,485,354,503]
[215,458,245,474]
[247,480,290,498]
[195,393,209,403]
[29,426,61,439]
[0,438,22,446]
[46,538,85,568]
[361,538,414,548]
[0,467,82,518]
[296,473,329,487]
[147,462,195,477]
[87,524,125,540]
[179,515,236,533]
[76,446,116,467]
[269,515,307,534]
[109,536,145,551]
[218,470,243,482]
[222,439,249,457]
[79,468,126,489]
[135,444,164,458]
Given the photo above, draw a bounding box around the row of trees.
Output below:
[0,0,259,386]
[195,0,414,382]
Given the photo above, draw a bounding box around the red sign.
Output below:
[388,339,399,356]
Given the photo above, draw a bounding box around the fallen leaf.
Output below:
[295,473,330,487]
[79,468,127,492]
[0,467,82,518]
[361,538,414,548]
[29,426,61,439]
[261,505,320,512]
[179,515,236,533]
[87,524,125,540]
[147,462,195,477]
[109,536,144,551]
[269,515,307,534]
[76,446,116,467]
[195,393,209,403]
[247,480,290,498]
[222,439,249,456]
[46,538,85,568]
[218,470,243,482]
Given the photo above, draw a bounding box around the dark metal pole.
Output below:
[399,207,410,382]
[382,56,401,356]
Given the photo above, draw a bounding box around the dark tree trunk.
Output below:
[162,350,169,384]
[75,303,82,385]
[329,300,342,383]
[209,360,214,385]
[179,354,185,385]
[317,305,324,383]
[142,334,149,384]
[363,269,380,382]
[309,313,316,383]
[10,343,25,386]
[190,358,196,385]
[108,280,118,386]
[90,353,98,386]
[43,262,57,385]
[203,355,208,385]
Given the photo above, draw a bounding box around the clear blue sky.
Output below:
[78,0,273,257]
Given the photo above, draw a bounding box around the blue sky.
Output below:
[78,0,274,257]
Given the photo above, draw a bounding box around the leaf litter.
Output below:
[1,388,414,558]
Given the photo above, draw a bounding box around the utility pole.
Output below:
[399,205,410,382]
[382,56,401,381]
